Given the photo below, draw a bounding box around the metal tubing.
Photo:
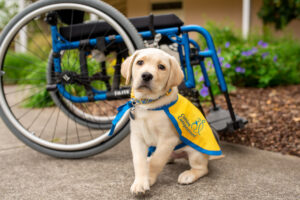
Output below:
[182,32,195,88]
[224,91,237,122]
[51,24,230,104]
[139,25,228,92]
[177,44,187,80]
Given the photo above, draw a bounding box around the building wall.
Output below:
[126,0,300,39]
[183,0,242,28]
[103,0,127,15]
[127,0,150,17]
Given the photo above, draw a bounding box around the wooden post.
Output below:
[242,0,251,40]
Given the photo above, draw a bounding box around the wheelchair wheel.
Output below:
[0,0,144,158]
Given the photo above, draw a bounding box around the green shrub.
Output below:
[3,52,46,84]
[258,0,300,30]
[22,89,54,108]
[194,22,300,98]
[3,50,111,108]
[0,0,18,30]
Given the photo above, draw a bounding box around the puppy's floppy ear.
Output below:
[166,55,184,89]
[121,51,140,85]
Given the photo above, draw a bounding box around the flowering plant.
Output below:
[194,23,300,98]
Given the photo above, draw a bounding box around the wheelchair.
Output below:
[0,0,247,158]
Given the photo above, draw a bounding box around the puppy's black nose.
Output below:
[141,72,153,82]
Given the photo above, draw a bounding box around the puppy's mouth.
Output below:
[136,83,152,91]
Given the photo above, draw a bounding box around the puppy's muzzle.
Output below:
[141,72,153,82]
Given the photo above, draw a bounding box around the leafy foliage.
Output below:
[3,50,113,108]
[0,0,18,30]
[194,23,300,98]
[258,0,300,30]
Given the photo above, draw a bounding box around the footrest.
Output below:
[206,106,247,133]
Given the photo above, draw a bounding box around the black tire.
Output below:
[0,0,144,158]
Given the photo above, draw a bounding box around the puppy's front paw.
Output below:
[130,178,150,195]
[178,169,208,185]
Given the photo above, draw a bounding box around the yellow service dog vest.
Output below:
[109,94,222,156]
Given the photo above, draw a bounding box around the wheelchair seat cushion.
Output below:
[59,14,184,42]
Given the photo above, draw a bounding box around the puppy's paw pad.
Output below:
[178,170,197,185]
[130,179,150,195]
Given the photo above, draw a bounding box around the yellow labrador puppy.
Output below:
[121,48,212,194]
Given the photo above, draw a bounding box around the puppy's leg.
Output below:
[130,131,150,194]
[148,138,178,186]
[178,149,209,184]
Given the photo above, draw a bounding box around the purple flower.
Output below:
[225,42,230,48]
[242,51,250,56]
[242,47,258,57]
[217,48,221,54]
[241,50,252,56]
[258,40,268,48]
[273,55,278,62]
[198,75,204,82]
[258,40,264,46]
[218,57,224,67]
[262,52,269,58]
[224,63,231,68]
[251,47,258,53]
[200,86,209,97]
[235,66,245,73]
[206,61,214,68]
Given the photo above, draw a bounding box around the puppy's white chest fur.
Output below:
[130,107,175,147]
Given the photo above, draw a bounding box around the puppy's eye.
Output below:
[136,60,144,66]
[158,64,166,70]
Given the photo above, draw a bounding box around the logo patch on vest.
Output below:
[178,114,206,137]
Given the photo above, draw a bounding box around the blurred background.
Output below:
[1,0,300,38]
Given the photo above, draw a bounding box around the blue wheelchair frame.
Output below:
[50,22,247,132]
[51,25,227,101]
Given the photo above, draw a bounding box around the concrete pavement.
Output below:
[0,119,299,200]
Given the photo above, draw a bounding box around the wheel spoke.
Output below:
[51,107,60,142]
[27,107,45,130]
[5,85,44,95]
[65,114,70,144]
[14,39,47,61]
[39,107,56,138]
[16,92,51,120]
[9,88,45,108]
[33,19,52,49]
[20,28,49,59]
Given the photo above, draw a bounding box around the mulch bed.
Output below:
[214,85,300,157]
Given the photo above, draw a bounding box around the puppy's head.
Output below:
[121,48,184,98]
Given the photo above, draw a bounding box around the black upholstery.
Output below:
[59,14,184,41]
[57,10,84,25]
